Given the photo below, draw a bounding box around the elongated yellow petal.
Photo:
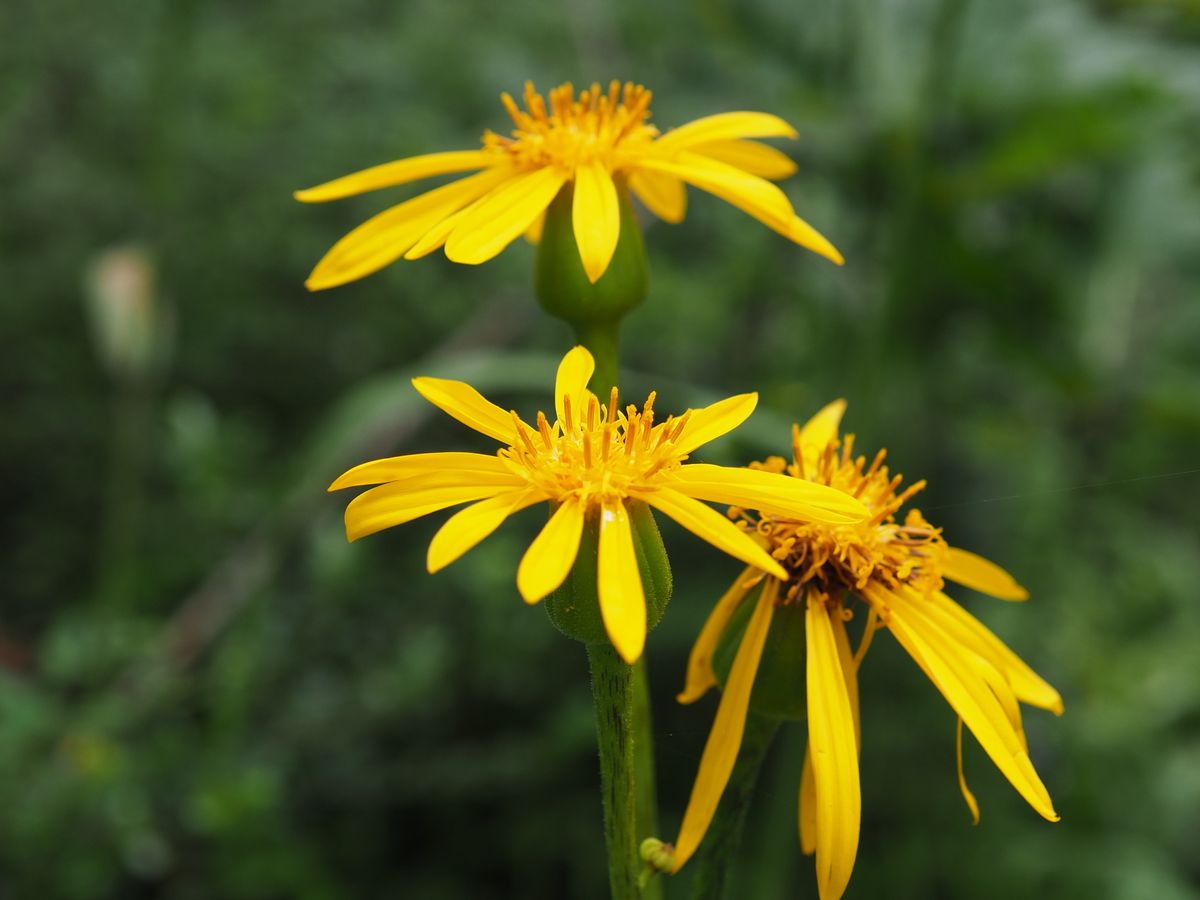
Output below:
[798,399,847,465]
[411,376,522,445]
[627,170,687,223]
[673,581,778,872]
[554,346,596,429]
[943,547,1030,601]
[524,211,545,244]
[304,168,513,290]
[344,481,513,542]
[693,139,797,180]
[870,587,1059,821]
[672,393,758,456]
[329,451,513,491]
[572,162,621,283]
[957,717,981,825]
[445,167,567,265]
[799,747,817,855]
[653,111,797,153]
[517,498,585,604]
[403,195,483,259]
[637,153,795,231]
[779,214,845,266]
[831,607,861,751]
[806,596,861,900]
[925,591,1063,715]
[676,568,758,704]
[294,150,495,202]
[597,501,647,663]
[672,464,868,525]
[640,489,786,580]
[427,488,546,573]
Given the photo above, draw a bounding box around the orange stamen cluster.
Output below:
[502,387,691,507]
[734,427,945,604]
[484,81,658,173]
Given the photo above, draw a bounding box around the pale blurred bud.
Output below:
[83,244,170,381]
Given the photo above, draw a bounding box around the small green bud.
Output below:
[544,501,671,649]
[534,183,648,331]
[712,584,807,720]
[640,837,675,873]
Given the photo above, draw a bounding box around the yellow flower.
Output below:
[328,349,867,663]
[671,400,1062,899]
[297,80,843,290]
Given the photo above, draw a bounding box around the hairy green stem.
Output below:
[688,711,782,900]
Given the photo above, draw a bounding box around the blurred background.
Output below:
[3,0,1199,897]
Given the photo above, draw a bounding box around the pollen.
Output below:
[736,426,945,604]
[484,80,658,173]
[501,386,689,508]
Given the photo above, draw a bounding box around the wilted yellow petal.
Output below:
[627,170,687,223]
[517,498,585,604]
[597,501,647,663]
[676,568,757,704]
[693,139,797,180]
[554,346,596,429]
[957,717,982,825]
[672,393,758,456]
[653,111,797,153]
[572,162,621,283]
[411,376,523,445]
[445,167,567,265]
[673,581,778,872]
[294,150,495,202]
[427,488,545,573]
[641,489,786,580]
[671,464,868,525]
[943,547,1030,601]
[806,596,861,900]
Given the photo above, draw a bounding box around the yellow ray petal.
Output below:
[926,591,1063,715]
[806,596,861,900]
[943,547,1030,601]
[798,398,847,467]
[799,746,817,855]
[957,717,981,825]
[637,152,795,231]
[640,489,787,580]
[653,111,797,153]
[627,170,687,224]
[672,393,758,456]
[693,139,798,180]
[343,481,513,542]
[869,587,1059,821]
[304,168,514,290]
[411,376,523,446]
[675,567,758,704]
[517,498,585,605]
[672,581,778,872]
[671,464,868,525]
[554,346,596,429]
[329,451,514,491]
[444,166,567,265]
[524,211,546,244]
[294,150,495,202]
[779,214,845,266]
[831,607,861,751]
[597,501,647,663]
[402,195,483,260]
[572,162,621,284]
[427,488,546,573]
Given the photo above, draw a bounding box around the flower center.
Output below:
[736,428,945,602]
[484,81,658,173]
[502,387,689,507]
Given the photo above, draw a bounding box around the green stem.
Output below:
[631,658,663,900]
[576,321,621,396]
[588,642,641,900]
[688,711,782,900]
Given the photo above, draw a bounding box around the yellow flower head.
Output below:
[328,349,867,663]
[297,81,843,290]
[670,400,1062,900]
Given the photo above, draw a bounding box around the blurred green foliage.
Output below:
[2,0,1199,898]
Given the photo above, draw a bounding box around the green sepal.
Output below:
[712,586,807,720]
[544,501,672,648]
[535,183,648,332]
